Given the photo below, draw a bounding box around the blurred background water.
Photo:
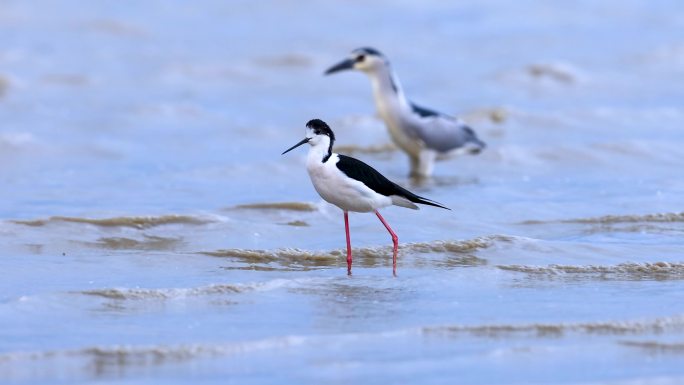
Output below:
[1,1,684,384]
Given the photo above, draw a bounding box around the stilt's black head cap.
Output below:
[306,119,335,141]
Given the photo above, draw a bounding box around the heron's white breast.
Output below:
[373,92,423,158]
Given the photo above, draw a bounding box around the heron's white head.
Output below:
[324,47,389,75]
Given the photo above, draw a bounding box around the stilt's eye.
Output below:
[356,54,365,62]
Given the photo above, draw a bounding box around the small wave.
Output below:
[202,248,337,269]
[399,235,511,254]
[201,235,508,269]
[526,63,580,84]
[232,202,318,212]
[83,235,182,250]
[76,279,294,300]
[3,318,682,368]
[578,223,684,236]
[619,340,684,354]
[569,213,684,224]
[253,53,312,68]
[498,262,684,281]
[424,315,684,338]
[522,212,684,225]
[12,215,212,229]
[0,336,307,366]
[283,220,309,227]
[81,286,241,300]
[79,279,295,300]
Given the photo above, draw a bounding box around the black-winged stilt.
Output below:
[282,119,450,276]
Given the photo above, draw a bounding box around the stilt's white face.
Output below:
[304,126,319,145]
[305,126,330,148]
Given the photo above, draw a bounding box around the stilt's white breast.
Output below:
[306,153,392,213]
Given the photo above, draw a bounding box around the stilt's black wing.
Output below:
[335,155,449,210]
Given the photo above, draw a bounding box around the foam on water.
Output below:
[232,202,319,212]
[618,340,684,354]
[0,336,308,365]
[200,235,508,269]
[11,215,214,229]
[82,235,183,250]
[523,212,684,225]
[424,315,684,337]
[1,314,682,367]
[78,278,300,300]
[498,262,684,281]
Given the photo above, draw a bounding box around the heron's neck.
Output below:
[368,66,410,111]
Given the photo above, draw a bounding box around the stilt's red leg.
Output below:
[344,211,352,275]
[375,210,398,276]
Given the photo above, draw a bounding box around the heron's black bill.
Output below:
[282,138,310,155]
[324,58,354,75]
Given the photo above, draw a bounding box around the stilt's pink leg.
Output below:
[344,211,352,275]
[375,210,398,277]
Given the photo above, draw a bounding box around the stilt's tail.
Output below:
[391,182,450,210]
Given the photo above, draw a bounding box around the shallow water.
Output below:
[1,1,684,384]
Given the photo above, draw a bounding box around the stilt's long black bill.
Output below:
[324,58,354,75]
[282,138,310,155]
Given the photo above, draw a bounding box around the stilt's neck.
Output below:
[307,136,333,163]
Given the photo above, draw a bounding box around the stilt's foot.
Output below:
[392,239,398,278]
[392,257,397,277]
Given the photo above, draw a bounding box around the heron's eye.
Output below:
[357,54,365,62]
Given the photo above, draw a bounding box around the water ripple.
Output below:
[522,212,684,225]
[12,215,214,229]
[78,279,299,300]
[200,235,509,270]
[498,262,684,281]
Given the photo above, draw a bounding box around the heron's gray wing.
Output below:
[405,103,484,153]
[410,103,443,118]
